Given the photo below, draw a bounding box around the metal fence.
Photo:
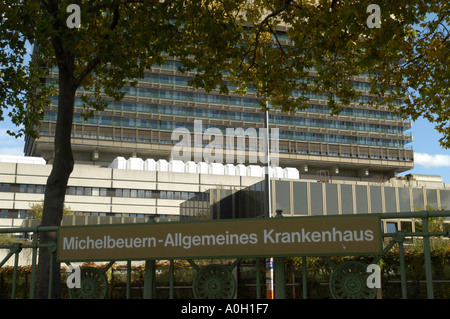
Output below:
[0,211,448,299]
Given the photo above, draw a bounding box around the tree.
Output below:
[29,201,72,220]
[0,0,448,298]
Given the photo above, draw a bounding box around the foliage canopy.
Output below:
[1,0,449,146]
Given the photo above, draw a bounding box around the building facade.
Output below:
[25,57,413,180]
[181,175,450,233]
[1,155,448,231]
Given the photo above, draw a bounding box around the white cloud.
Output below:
[0,129,25,156]
[414,152,450,168]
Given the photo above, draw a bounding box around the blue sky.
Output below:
[1,114,449,182]
[401,118,450,182]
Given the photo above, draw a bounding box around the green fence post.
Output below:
[126,261,132,299]
[274,257,286,299]
[29,234,38,299]
[143,260,156,299]
[47,242,57,299]
[256,258,261,299]
[422,216,434,299]
[11,243,21,299]
[143,215,157,299]
[302,256,308,299]
[273,210,286,299]
[169,260,174,299]
[398,240,407,299]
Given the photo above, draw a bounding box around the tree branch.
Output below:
[243,0,295,71]
[75,3,121,87]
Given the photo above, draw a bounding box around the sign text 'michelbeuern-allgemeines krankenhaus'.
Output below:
[57,215,382,262]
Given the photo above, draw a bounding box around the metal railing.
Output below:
[0,225,58,299]
[0,211,448,299]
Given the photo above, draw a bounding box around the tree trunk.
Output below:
[35,69,76,299]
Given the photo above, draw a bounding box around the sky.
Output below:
[1,114,449,183]
[401,118,450,182]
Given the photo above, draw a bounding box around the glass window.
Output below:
[412,188,424,211]
[341,185,353,214]
[84,187,92,196]
[92,188,99,196]
[275,181,291,215]
[386,222,398,233]
[122,189,130,197]
[440,190,450,209]
[68,186,76,195]
[398,188,411,212]
[100,188,107,196]
[310,183,323,215]
[28,184,35,193]
[355,185,368,214]
[384,187,397,213]
[326,184,339,215]
[19,210,28,219]
[401,221,412,232]
[36,185,45,194]
[145,190,152,198]
[370,186,382,213]
[130,189,137,198]
[426,189,438,210]
[76,187,83,196]
[115,189,122,197]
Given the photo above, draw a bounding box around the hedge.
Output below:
[0,249,448,299]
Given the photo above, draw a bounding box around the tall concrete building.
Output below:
[24,56,413,181]
[14,36,421,227]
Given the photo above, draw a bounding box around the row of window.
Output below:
[45,106,407,136]
[55,94,403,122]
[49,61,392,96]
[0,209,179,221]
[114,86,405,107]
[40,124,410,150]
[136,72,381,94]
[1,183,200,200]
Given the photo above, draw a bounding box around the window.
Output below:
[400,221,412,232]
[84,187,92,196]
[0,183,10,192]
[19,210,29,219]
[76,187,84,196]
[386,222,398,233]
